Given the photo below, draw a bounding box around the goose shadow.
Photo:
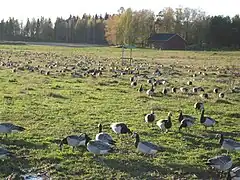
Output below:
[104,158,169,178]
[166,163,220,179]
[0,155,30,178]
[205,130,240,137]
[1,138,49,150]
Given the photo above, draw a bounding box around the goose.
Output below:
[171,87,177,93]
[206,155,232,172]
[192,87,198,93]
[187,81,193,85]
[138,84,144,93]
[178,110,196,123]
[0,147,14,159]
[86,140,113,158]
[110,122,132,135]
[216,134,240,153]
[219,92,225,98]
[130,76,135,82]
[0,123,25,137]
[213,88,219,93]
[132,132,163,156]
[145,110,156,127]
[131,81,137,87]
[180,87,188,93]
[162,88,167,95]
[59,133,91,151]
[96,123,116,146]
[200,109,217,130]
[156,112,172,132]
[146,84,154,97]
[227,167,240,180]
[194,102,204,112]
[179,119,194,132]
[200,93,209,99]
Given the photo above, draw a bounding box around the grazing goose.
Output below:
[0,123,25,137]
[200,109,217,130]
[187,81,193,85]
[200,93,209,99]
[194,102,204,112]
[162,88,167,95]
[213,88,219,93]
[180,87,188,93]
[110,122,131,135]
[131,81,137,87]
[59,133,91,151]
[132,132,162,156]
[96,123,116,146]
[227,167,240,180]
[0,147,14,159]
[178,110,196,123]
[145,110,156,127]
[146,84,154,97]
[156,112,172,132]
[87,140,113,158]
[217,134,240,153]
[206,155,232,172]
[192,87,198,93]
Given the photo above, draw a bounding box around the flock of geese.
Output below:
[1,105,240,179]
[0,52,240,179]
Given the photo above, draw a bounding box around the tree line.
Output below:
[0,7,240,49]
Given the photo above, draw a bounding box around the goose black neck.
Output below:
[178,111,183,122]
[219,134,224,146]
[200,110,205,123]
[134,134,140,148]
[99,124,102,133]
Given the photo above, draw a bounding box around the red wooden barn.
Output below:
[148,33,187,50]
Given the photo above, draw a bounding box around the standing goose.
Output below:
[146,84,154,97]
[138,84,144,93]
[86,140,113,159]
[206,155,232,172]
[178,110,196,123]
[96,123,116,146]
[0,147,14,159]
[227,167,240,180]
[110,122,132,135]
[0,123,25,137]
[179,119,194,132]
[200,109,217,130]
[132,132,163,156]
[156,112,172,132]
[217,134,240,153]
[59,133,91,151]
[145,110,156,127]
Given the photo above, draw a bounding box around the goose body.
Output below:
[96,124,116,145]
[200,109,217,129]
[0,147,14,159]
[0,123,25,137]
[87,140,113,155]
[178,110,196,123]
[206,155,232,171]
[218,134,240,153]
[132,132,161,155]
[59,133,91,151]
[156,112,172,132]
[146,84,154,96]
[179,119,194,132]
[227,167,240,180]
[110,122,131,134]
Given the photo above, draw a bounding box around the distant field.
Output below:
[0,45,239,179]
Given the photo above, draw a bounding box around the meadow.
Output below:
[0,44,240,179]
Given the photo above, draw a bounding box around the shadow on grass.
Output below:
[206,130,240,137]
[0,156,30,178]
[1,138,49,150]
[104,158,169,178]
[166,163,220,179]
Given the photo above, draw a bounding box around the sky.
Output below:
[1,0,239,22]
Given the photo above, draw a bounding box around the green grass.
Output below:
[0,45,240,179]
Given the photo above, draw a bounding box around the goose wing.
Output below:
[0,123,25,131]
[224,139,240,149]
[207,155,231,166]
[141,141,161,151]
[231,166,240,177]
[96,132,116,145]
[183,115,196,121]
[88,140,112,151]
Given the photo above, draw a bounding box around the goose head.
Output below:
[215,133,224,145]
[59,137,68,151]
[168,112,173,117]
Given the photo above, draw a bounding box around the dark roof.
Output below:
[148,33,176,41]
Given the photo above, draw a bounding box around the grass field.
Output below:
[0,45,240,179]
